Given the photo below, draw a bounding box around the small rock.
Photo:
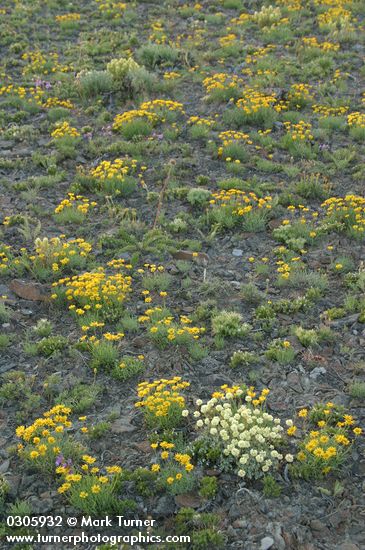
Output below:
[10,279,49,302]
[175,493,202,509]
[268,388,288,412]
[28,496,53,514]
[226,525,238,539]
[310,519,327,532]
[231,281,241,290]
[260,536,275,550]
[205,469,221,476]
[232,248,243,257]
[0,459,10,474]
[286,372,303,391]
[233,519,248,529]
[171,250,209,265]
[337,544,360,550]
[5,474,21,499]
[132,336,149,348]
[133,441,152,453]
[268,218,283,230]
[309,366,327,380]
[154,495,175,517]
[228,504,242,520]
[110,418,137,434]
[20,309,33,316]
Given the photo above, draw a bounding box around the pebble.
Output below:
[20,309,33,316]
[229,504,242,520]
[337,543,360,550]
[28,496,53,514]
[231,281,241,289]
[154,495,175,518]
[110,417,137,434]
[310,519,327,532]
[232,519,248,529]
[260,536,275,550]
[0,459,10,474]
[232,248,243,257]
[309,366,327,379]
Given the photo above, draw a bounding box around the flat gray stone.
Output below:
[260,536,275,550]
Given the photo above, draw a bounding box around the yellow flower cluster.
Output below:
[54,193,97,215]
[276,259,293,279]
[139,99,185,115]
[236,88,286,114]
[55,13,81,22]
[102,332,125,341]
[275,0,302,11]
[149,21,168,44]
[347,112,365,128]
[43,97,74,109]
[0,245,12,271]
[163,71,181,80]
[314,0,352,5]
[218,130,252,161]
[0,85,74,110]
[138,306,163,323]
[112,109,158,131]
[322,195,365,235]
[16,407,122,502]
[171,449,191,468]
[210,189,273,216]
[312,104,349,117]
[135,262,165,276]
[151,441,194,475]
[135,377,190,418]
[0,84,27,99]
[96,0,126,16]
[21,51,70,75]
[219,34,237,48]
[90,158,138,181]
[202,73,244,94]
[148,314,205,341]
[0,84,45,106]
[170,452,194,472]
[81,321,105,333]
[317,7,355,30]
[30,236,92,273]
[151,447,194,487]
[61,467,118,487]
[16,404,72,464]
[296,403,362,476]
[52,267,132,316]
[283,120,313,141]
[57,454,122,497]
[245,45,275,64]
[16,404,72,443]
[51,121,80,139]
[301,37,340,52]
[188,116,215,127]
[218,130,251,147]
[230,12,251,25]
[288,83,313,104]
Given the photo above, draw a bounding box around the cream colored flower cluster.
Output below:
[194,390,292,479]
